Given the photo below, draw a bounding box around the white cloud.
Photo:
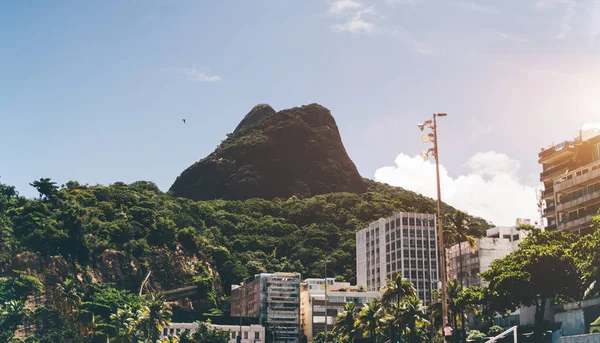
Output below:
[327,0,378,34]
[374,151,540,226]
[179,64,221,82]
[333,11,376,34]
[447,1,499,14]
[328,0,363,15]
[557,1,576,39]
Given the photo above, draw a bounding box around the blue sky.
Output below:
[1,0,599,224]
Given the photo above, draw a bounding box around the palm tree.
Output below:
[354,299,383,343]
[1,300,28,336]
[445,210,480,287]
[400,296,430,343]
[445,210,480,340]
[380,274,416,342]
[54,278,82,316]
[139,295,172,343]
[332,302,356,342]
[110,304,147,343]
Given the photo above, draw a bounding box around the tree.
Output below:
[399,296,430,343]
[445,210,480,287]
[354,299,382,343]
[466,330,486,343]
[191,321,230,343]
[0,300,28,340]
[480,227,582,340]
[29,178,58,200]
[571,215,600,298]
[380,274,416,342]
[53,279,82,318]
[139,295,172,343]
[332,302,356,342]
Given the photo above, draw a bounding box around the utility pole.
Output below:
[418,113,449,325]
[238,282,244,343]
[321,259,331,343]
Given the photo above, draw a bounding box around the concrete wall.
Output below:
[557,333,600,343]
[555,310,586,336]
[520,300,555,327]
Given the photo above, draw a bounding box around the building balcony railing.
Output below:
[556,190,600,213]
[546,223,557,231]
[543,205,556,216]
[555,162,600,193]
[558,215,593,232]
[540,161,578,181]
[539,141,576,163]
[542,187,555,199]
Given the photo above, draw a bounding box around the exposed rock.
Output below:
[233,104,276,133]
[170,103,367,200]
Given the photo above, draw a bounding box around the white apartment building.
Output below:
[447,223,528,288]
[161,323,265,343]
[300,278,381,342]
[446,220,531,328]
[356,211,439,305]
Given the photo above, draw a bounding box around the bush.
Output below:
[467,330,487,343]
[488,325,504,337]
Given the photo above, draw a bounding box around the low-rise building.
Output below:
[300,278,381,342]
[231,272,301,343]
[160,323,265,343]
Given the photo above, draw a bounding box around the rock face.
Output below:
[233,104,276,133]
[170,103,367,200]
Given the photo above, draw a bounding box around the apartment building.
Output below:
[161,323,265,343]
[300,278,381,342]
[540,126,600,234]
[447,221,529,329]
[447,222,528,288]
[356,212,439,305]
[231,272,301,343]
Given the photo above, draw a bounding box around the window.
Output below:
[385,223,390,231]
[409,218,415,226]
[403,230,408,237]
[403,250,409,257]
[391,242,395,250]
[391,252,396,260]
[430,240,436,248]
[416,230,422,237]
[503,235,511,240]
[255,332,260,339]
[396,218,401,227]
[431,251,436,258]
[391,220,396,229]
[402,217,408,225]
[232,332,237,339]
[404,271,410,278]
[392,262,396,270]
[411,271,417,278]
[513,234,519,241]
[386,265,390,272]
[391,232,395,240]
[417,251,423,258]
[416,218,422,226]
[385,234,389,243]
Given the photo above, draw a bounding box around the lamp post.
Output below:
[321,260,331,343]
[418,113,449,325]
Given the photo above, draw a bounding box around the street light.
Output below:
[321,260,331,343]
[418,113,449,325]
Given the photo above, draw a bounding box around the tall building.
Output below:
[356,212,439,305]
[540,126,600,234]
[231,273,301,343]
[300,278,381,342]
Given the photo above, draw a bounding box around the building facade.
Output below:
[300,278,381,342]
[160,323,265,343]
[356,211,439,305]
[447,223,527,288]
[540,126,600,234]
[231,272,301,343]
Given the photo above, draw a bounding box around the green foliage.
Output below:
[480,228,583,338]
[191,321,230,343]
[0,271,43,303]
[467,330,486,342]
[487,325,504,336]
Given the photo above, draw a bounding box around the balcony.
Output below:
[542,187,555,199]
[546,223,557,231]
[540,160,577,181]
[558,215,593,232]
[543,205,556,216]
[556,190,600,212]
[539,141,576,163]
[555,162,600,193]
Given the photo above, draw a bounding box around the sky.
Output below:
[1,0,600,226]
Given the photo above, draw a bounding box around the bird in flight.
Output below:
[182,119,186,124]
